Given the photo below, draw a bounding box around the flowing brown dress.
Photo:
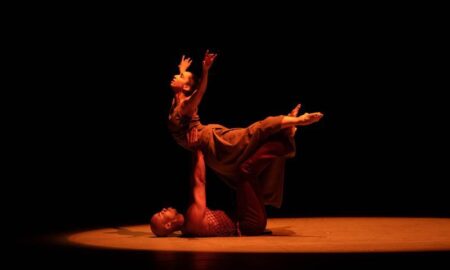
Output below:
[168,103,295,208]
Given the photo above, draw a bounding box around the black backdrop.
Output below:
[11,10,448,236]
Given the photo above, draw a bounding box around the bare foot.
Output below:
[287,104,301,137]
[296,112,323,126]
[289,104,301,117]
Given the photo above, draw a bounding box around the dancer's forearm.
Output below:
[191,70,208,107]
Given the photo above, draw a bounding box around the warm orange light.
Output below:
[63,217,450,253]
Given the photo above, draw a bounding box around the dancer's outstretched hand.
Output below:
[178,55,192,73]
[202,50,217,72]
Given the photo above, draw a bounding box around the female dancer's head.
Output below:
[170,71,197,95]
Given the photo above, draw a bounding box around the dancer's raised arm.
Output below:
[182,50,217,115]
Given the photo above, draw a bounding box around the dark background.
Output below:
[10,8,448,237]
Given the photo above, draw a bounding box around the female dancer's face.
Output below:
[170,71,194,92]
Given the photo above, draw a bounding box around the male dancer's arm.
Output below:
[185,150,207,229]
